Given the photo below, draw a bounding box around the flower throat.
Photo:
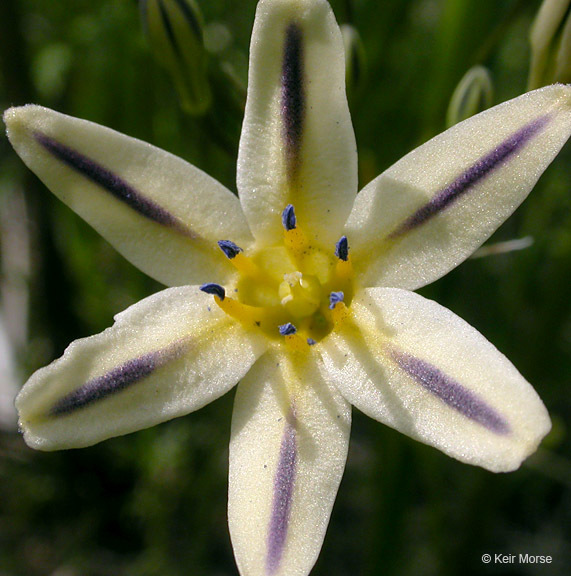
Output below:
[201,205,354,347]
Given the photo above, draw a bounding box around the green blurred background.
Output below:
[0,0,569,574]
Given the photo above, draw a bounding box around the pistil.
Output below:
[279,272,321,318]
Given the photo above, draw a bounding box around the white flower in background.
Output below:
[4,0,571,575]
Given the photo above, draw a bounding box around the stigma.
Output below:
[279,272,321,317]
[202,205,354,346]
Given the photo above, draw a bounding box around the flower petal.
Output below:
[237,0,357,246]
[319,287,551,472]
[16,286,267,450]
[4,105,253,287]
[345,84,571,289]
[229,350,351,576]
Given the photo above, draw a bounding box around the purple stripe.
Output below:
[389,115,551,238]
[266,411,297,574]
[50,340,189,416]
[389,347,510,434]
[34,132,197,237]
[281,22,304,179]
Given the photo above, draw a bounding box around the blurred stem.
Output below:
[526,448,571,487]
[343,0,355,24]
[0,0,35,102]
[368,432,412,575]
[421,0,533,140]
[472,0,532,65]
[0,0,83,358]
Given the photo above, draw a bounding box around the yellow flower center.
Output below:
[279,272,321,318]
[202,205,354,347]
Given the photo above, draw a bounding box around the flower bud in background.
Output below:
[140,0,211,115]
[341,24,366,99]
[446,65,494,127]
[528,0,571,89]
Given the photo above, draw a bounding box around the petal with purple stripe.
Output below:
[16,286,267,451]
[388,114,550,238]
[34,132,196,237]
[319,287,551,472]
[229,351,351,576]
[50,339,190,417]
[346,84,571,290]
[4,105,253,287]
[238,0,357,246]
[387,346,510,434]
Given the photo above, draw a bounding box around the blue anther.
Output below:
[218,240,243,259]
[335,236,349,261]
[281,204,297,231]
[279,322,297,336]
[329,291,344,309]
[307,338,317,346]
[200,283,226,300]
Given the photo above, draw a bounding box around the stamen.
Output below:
[282,204,297,231]
[335,236,349,261]
[332,236,353,292]
[329,291,344,309]
[307,338,316,346]
[279,322,297,336]
[218,240,243,259]
[283,205,308,261]
[214,295,284,334]
[200,283,226,300]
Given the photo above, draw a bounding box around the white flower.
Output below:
[4,1,571,575]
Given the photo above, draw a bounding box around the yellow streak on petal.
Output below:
[284,226,309,263]
[284,333,310,354]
